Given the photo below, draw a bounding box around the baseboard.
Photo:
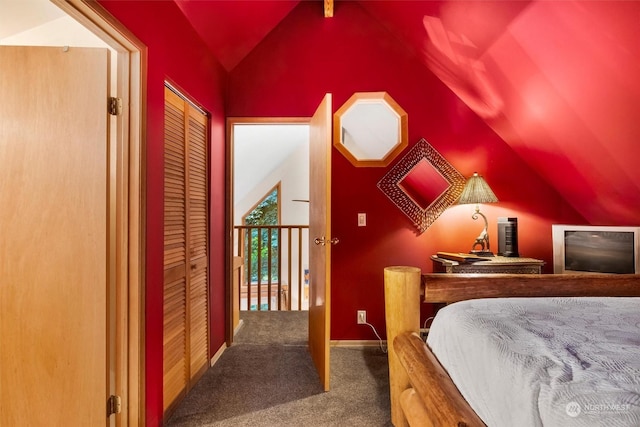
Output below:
[330,340,387,347]
[209,342,226,367]
[208,338,384,364]
[233,318,245,336]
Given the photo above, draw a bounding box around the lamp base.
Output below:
[470,250,495,257]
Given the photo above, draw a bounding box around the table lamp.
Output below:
[458,172,498,256]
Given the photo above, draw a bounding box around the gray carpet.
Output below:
[167,311,391,426]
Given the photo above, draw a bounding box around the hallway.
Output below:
[166,311,391,426]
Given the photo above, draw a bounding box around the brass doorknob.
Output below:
[314,236,339,246]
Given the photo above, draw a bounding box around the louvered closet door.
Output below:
[164,89,188,412]
[186,104,209,381]
[163,86,209,415]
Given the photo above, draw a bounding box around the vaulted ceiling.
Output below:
[174,0,300,71]
[177,0,639,226]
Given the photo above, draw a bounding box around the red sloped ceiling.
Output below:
[170,0,640,224]
[173,0,640,222]
[361,0,640,225]
[174,0,301,71]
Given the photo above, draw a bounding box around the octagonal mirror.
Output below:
[333,92,408,167]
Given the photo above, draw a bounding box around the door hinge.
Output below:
[107,395,122,416]
[108,97,123,116]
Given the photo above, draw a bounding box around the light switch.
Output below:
[358,213,366,227]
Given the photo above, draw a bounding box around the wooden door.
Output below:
[0,46,110,425]
[186,93,209,383]
[163,86,209,414]
[308,94,333,391]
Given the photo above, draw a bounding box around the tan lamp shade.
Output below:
[458,172,498,205]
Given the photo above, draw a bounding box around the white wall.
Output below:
[234,124,309,226]
[1,15,109,48]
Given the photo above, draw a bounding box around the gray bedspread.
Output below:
[426,297,640,426]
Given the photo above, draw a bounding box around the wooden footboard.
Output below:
[384,268,640,426]
[395,332,485,427]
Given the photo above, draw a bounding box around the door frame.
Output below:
[225,117,309,345]
[54,1,146,425]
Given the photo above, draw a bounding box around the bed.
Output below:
[383,267,640,427]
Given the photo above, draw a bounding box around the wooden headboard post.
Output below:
[384,266,422,427]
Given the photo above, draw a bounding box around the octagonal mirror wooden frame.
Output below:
[377,138,466,234]
[333,92,408,167]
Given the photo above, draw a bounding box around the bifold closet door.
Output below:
[163,86,209,414]
[186,95,209,382]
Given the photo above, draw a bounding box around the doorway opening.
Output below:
[226,94,332,391]
[229,119,310,334]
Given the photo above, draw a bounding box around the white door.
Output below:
[0,45,112,426]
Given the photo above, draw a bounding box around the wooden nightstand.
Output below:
[431,254,545,274]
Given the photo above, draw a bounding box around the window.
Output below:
[243,184,280,285]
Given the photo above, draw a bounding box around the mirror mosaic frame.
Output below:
[377,138,465,234]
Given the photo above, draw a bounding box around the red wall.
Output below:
[97,2,227,425]
[96,0,595,424]
[361,0,640,226]
[228,1,585,339]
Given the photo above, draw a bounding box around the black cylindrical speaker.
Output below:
[498,217,519,257]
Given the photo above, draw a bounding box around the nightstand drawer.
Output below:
[431,255,544,274]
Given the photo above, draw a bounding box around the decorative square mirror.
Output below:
[378,138,465,234]
[333,92,408,167]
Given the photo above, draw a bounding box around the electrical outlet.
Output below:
[357,310,366,324]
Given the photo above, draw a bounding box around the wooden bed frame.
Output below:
[383,266,640,427]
